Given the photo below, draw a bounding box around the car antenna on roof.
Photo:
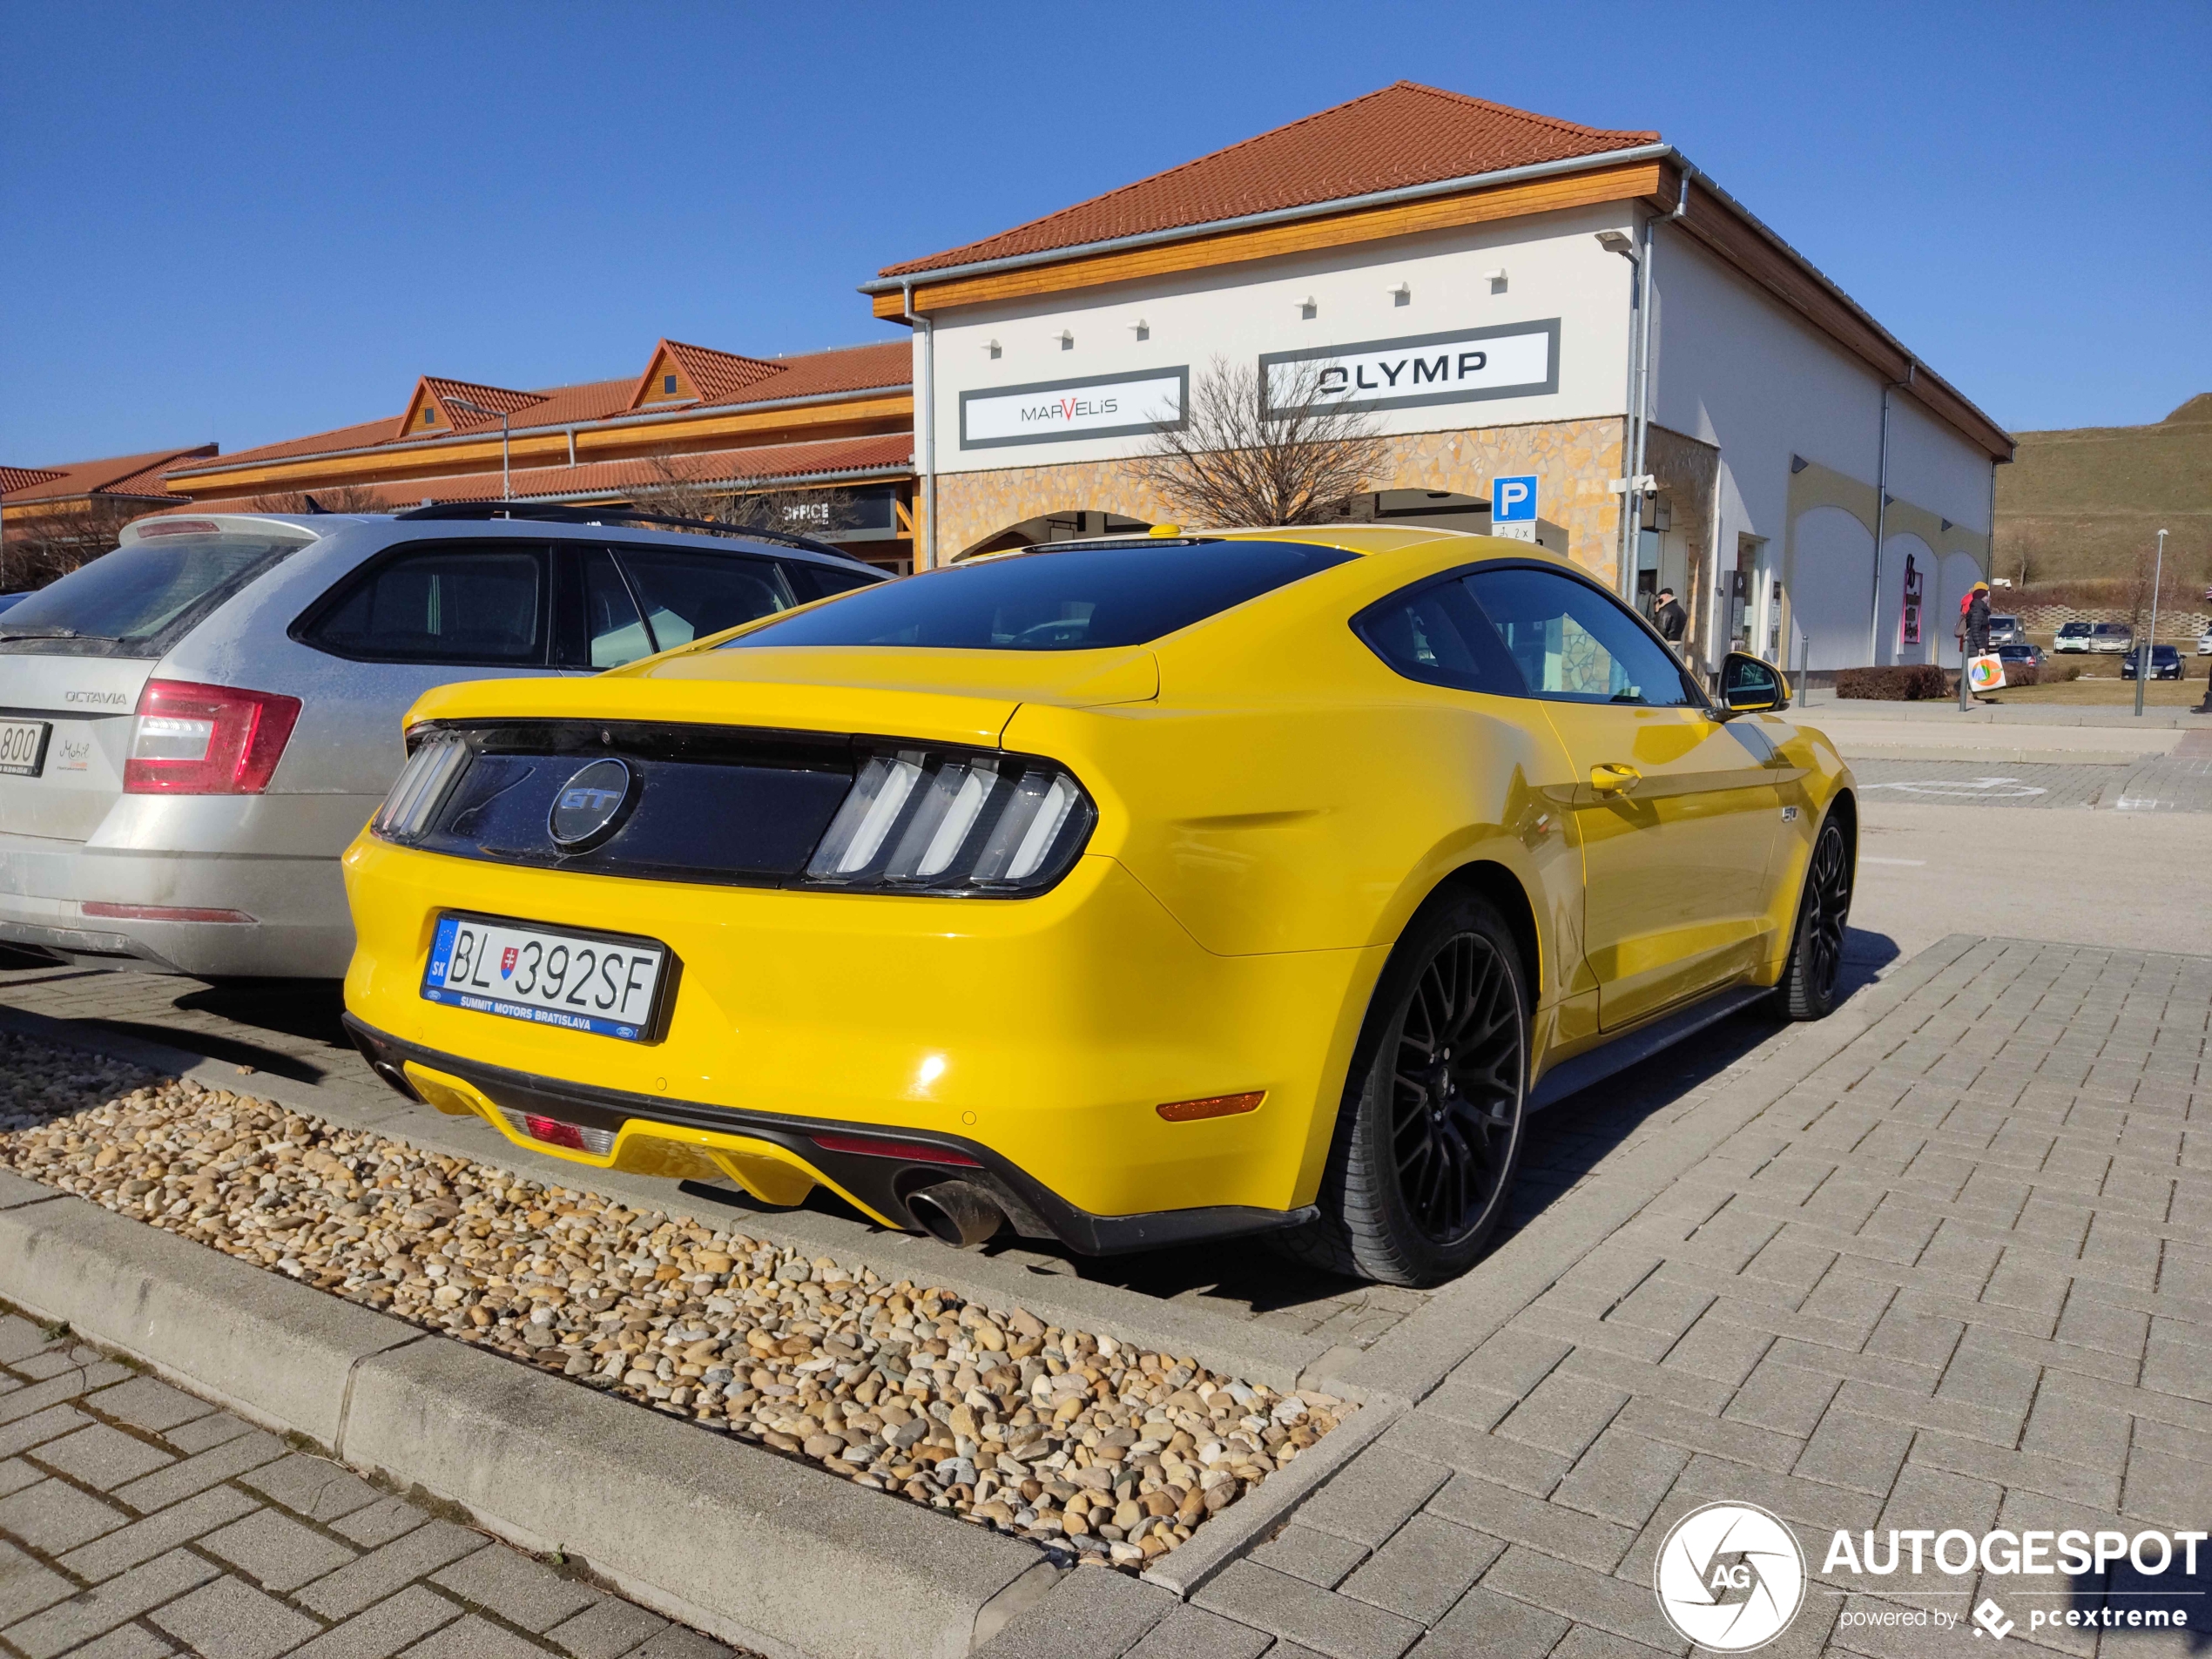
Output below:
[302,494,328,513]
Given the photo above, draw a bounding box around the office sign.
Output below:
[960,367,1188,450]
[1261,320,1560,419]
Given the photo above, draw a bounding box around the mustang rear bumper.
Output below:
[345,1015,1317,1256]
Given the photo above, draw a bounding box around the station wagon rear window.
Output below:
[0,533,306,658]
[724,540,1354,651]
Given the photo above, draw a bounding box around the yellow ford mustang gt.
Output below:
[341,528,1854,1286]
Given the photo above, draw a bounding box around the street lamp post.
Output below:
[446,397,511,499]
[2135,528,2166,718]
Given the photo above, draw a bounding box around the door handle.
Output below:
[1589,763,1642,795]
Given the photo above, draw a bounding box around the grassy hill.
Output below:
[1993,394,2212,602]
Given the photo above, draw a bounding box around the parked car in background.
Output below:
[1996,642,2045,673]
[2197,625,2212,656]
[2054,622,2094,652]
[1986,613,2026,646]
[2087,623,2134,654]
[0,595,30,616]
[2121,644,2184,680]
[0,505,885,979]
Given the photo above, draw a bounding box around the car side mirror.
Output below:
[1719,651,1790,715]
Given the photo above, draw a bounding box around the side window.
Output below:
[788,560,883,602]
[306,544,546,664]
[1464,566,1696,708]
[611,547,793,651]
[583,550,653,668]
[1353,577,1523,696]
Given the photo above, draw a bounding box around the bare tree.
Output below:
[2,497,142,591]
[2009,527,2039,592]
[241,483,389,515]
[628,452,860,541]
[1129,355,1386,527]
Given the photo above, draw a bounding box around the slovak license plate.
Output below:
[421,913,669,1041]
[0,719,52,779]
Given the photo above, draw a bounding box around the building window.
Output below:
[664,374,678,395]
[421,408,436,425]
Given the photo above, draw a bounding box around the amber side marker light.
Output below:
[1156,1091,1265,1123]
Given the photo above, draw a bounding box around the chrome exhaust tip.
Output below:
[907,1180,1005,1249]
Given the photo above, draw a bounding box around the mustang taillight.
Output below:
[804,745,1095,896]
[373,732,471,843]
[123,679,302,794]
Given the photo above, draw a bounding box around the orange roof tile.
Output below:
[178,342,911,478]
[880,82,1657,277]
[172,432,914,514]
[1,445,217,504]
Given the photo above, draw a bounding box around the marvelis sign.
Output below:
[1262,320,1560,418]
[960,368,1188,450]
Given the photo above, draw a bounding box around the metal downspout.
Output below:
[902,280,936,570]
[1620,172,1691,599]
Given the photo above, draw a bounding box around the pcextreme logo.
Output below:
[1654,1503,1806,1651]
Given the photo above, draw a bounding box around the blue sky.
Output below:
[3,0,2206,462]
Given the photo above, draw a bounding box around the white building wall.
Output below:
[916,202,1641,476]
[1649,224,1996,668]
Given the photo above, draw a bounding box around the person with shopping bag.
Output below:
[1958,580,2000,701]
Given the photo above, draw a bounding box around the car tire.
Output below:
[1272,891,1529,1288]
[1777,812,1853,1022]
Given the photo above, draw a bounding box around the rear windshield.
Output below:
[723,540,1355,652]
[0,533,306,658]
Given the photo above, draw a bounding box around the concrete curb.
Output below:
[0,1001,1326,1392]
[1137,1392,1406,1600]
[0,1178,1051,1659]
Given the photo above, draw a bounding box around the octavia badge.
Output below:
[548,759,636,851]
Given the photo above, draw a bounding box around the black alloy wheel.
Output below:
[1275,892,1529,1287]
[1779,813,1853,1021]
[1390,931,1523,1245]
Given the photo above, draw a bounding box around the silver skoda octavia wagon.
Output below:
[0,504,883,979]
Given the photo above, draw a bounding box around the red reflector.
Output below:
[811,1131,980,1167]
[123,678,302,795]
[134,519,223,536]
[82,902,255,924]
[523,1114,587,1151]
[1156,1092,1265,1123]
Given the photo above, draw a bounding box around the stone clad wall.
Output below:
[929,416,1631,578]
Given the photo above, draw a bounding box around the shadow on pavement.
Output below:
[72,1018,333,1085]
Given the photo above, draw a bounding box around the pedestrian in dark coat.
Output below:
[1653,587,1688,643]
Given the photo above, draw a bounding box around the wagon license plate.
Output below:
[421,913,667,1041]
[0,719,52,779]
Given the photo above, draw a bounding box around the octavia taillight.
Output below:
[804,745,1095,896]
[123,679,302,795]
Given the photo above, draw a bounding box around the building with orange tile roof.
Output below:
[864,81,2013,673]
[163,338,917,569]
[1,443,219,583]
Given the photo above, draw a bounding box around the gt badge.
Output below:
[548,758,637,852]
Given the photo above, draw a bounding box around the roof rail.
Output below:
[392,500,867,563]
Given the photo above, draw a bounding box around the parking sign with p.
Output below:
[1492,475,1537,542]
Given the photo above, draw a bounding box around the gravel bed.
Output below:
[0,1032,158,1131]
[0,1072,1343,1568]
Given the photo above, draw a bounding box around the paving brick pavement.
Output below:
[977,937,2212,1657]
[0,1313,747,1659]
